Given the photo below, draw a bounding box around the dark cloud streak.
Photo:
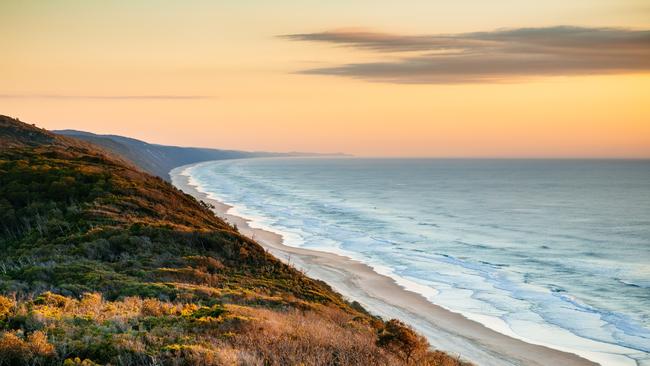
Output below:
[282,26,650,83]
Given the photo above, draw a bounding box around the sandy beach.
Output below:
[171,164,600,366]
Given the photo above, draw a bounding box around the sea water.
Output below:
[180,158,650,365]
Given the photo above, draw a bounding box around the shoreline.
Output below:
[170,163,601,366]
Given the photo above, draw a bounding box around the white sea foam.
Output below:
[177,158,650,366]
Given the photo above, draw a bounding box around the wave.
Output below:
[180,158,650,366]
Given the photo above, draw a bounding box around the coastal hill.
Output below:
[0,115,467,365]
[54,129,344,181]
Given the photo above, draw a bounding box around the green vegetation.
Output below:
[0,115,470,365]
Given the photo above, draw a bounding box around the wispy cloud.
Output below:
[281,26,650,83]
[0,94,214,100]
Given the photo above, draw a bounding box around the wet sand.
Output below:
[171,164,599,366]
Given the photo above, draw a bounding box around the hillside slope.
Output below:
[0,115,467,366]
[54,129,337,181]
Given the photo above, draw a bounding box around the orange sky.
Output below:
[1,1,649,157]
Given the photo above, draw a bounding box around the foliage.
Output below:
[0,116,470,365]
[0,330,55,366]
[378,319,431,363]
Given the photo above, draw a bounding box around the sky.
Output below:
[1,0,649,157]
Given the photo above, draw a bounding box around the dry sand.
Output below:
[171,165,598,366]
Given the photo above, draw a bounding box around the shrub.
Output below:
[0,330,55,366]
[63,358,100,366]
[0,296,14,320]
[188,304,227,321]
[0,331,27,365]
[377,319,429,364]
[141,298,177,316]
[27,331,56,360]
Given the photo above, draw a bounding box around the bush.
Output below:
[0,330,55,366]
[63,358,100,366]
[0,296,14,320]
[378,319,429,364]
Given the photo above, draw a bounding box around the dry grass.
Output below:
[0,293,470,366]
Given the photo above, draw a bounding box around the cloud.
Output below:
[281,26,650,83]
[0,94,213,100]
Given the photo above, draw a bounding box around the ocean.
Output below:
[180,158,650,365]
